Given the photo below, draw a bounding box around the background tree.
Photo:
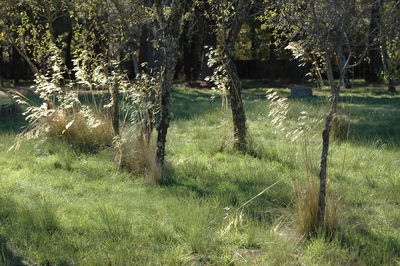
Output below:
[378,0,400,92]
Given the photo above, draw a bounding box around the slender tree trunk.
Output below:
[318,89,339,227]
[339,53,352,88]
[139,25,155,73]
[65,29,73,78]
[198,8,217,80]
[12,43,39,76]
[367,1,383,84]
[111,84,120,134]
[0,47,3,88]
[132,53,139,77]
[317,54,340,228]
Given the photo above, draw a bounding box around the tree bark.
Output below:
[225,53,247,151]
[339,52,352,88]
[223,0,251,152]
[156,52,175,170]
[139,24,155,73]
[198,4,217,80]
[367,1,384,84]
[377,0,397,93]
[0,47,3,88]
[317,53,340,228]
[380,37,397,93]
[65,28,73,77]
[154,0,186,181]
[111,84,120,134]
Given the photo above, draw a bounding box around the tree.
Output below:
[275,0,375,230]
[73,0,146,134]
[367,1,384,84]
[209,0,255,152]
[151,0,193,181]
[378,0,400,93]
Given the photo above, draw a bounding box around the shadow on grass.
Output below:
[338,217,400,265]
[163,156,292,221]
[337,95,400,145]
[0,197,30,265]
[0,196,74,265]
[0,235,30,266]
[0,114,27,134]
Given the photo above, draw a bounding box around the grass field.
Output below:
[0,84,400,265]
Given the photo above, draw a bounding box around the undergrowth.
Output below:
[0,86,399,265]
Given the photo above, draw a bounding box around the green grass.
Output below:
[0,84,400,265]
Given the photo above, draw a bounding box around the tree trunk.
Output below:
[387,79,396,93]
[225,53,247,151]
[317,54,339,228]
[198,8,217,80]
[132,53,140,77]
[339,53,352,88]
[111,84,120,135]
[12,44,38,77]
[0,47,3,88]
[156,61,174,171]
[367,1,383,84]
[154,0,186,181]
[65,29,74,78]
[377,0,397,93]
[380,38,397,93]
[223,0,251,152]
[139,24,155,73]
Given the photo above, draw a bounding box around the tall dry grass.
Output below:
[45,109,115,151]
[115,129,162,183]
[293,133,340,238]
[293,178,340,238]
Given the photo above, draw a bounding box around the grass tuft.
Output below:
[293,178,340,238]
[116,128,162,183]
[45,110,115,151]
